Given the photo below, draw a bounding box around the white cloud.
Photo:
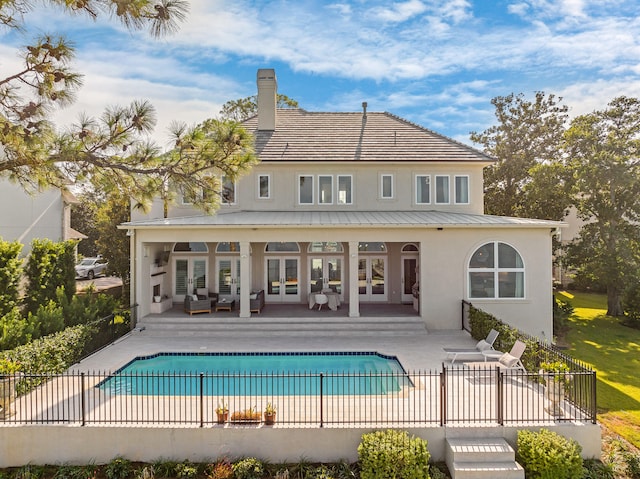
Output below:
[369,0,428,23]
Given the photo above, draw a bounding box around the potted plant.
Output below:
[264,402,276,425]
[230,406,261,423]
[539,360,571,416]
[0,358,21,419]
[215,403,229,424]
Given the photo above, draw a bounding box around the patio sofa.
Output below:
[184,294,211,315]
[250,289,265,313]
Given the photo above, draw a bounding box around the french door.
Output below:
[216,257,241,301]
[309,257,343,297]
[265,257,300,302]
[358,256,387,301]
[401,256,419,303]
[173,257,207,302]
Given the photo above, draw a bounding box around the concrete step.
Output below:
[446,438,524,479]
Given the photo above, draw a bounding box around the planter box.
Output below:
[150,297,172,314]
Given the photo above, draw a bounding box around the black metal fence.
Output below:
[0,365,595,427]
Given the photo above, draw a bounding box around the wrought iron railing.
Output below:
[0,365,596,427]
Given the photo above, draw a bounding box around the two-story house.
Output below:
[124,69,562,339]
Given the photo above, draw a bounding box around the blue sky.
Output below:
[2,0,640,147]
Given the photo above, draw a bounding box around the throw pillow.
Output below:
[191,294,198,301]
[498,353,518,368]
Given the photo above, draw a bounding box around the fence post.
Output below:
[440,366,446,426]
[199,373,204,428]
[319,373,324,428]
[81,372,86,427]
[591,370,597,424]
[497,369,503,426]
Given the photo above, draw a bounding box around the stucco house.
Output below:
[124,69,562,339]
[0,180,85,256]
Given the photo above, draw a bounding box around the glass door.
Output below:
[309,257,343,297]
[265,257,300,302]
[216,257,241,301]
[401,256,418,303]
[173,257,207,302]
[358,256,387,302]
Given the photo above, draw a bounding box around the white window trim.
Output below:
[337,174,353,205]
[258,174,271,199]
[318,175,334,205]
[415,174,431,205]
[435,175,450,205]
[298,174,314,205]
[467,242,525,300]
[454,175,470,205]
[380,174,394,199]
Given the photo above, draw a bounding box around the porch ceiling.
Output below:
[122,210,565,229]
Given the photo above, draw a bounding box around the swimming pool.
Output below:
[99,352,412,396]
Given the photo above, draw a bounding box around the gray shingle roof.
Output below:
[123,210,564,229]
[242,109,493,163]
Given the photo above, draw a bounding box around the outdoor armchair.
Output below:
[184,294,211,315]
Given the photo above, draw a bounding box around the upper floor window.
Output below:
[221,176,236,205]
[455,175,469,204]
[435,175,450,204]
[299,175,314,205]
[468,242,524,299]
[258,174,270,199]
[337,175,352,204]
[265,242,300,252]
[318,175,333,204]
[381,174,393,199]
[416,175,430,204]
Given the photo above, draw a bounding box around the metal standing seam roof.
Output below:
[122,210,565,229]
[242,109,495,163]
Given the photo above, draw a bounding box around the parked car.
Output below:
[75,257,108,279]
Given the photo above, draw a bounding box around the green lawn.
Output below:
[557,290,640,448]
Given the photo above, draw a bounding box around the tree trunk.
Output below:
[607,286,624,316]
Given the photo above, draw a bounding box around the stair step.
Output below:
[446,437,516,463]
[451,461,524,479]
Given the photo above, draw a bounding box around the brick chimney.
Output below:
[257,69,277,131]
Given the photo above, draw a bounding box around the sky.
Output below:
[2,0,640,148]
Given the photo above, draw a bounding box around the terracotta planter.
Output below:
[216,412,228,424]
[264,412,276,425]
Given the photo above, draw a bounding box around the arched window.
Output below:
[307,242,344,253]
[402,243,419,252]
[358,242,387,252]
[265,242,300,253]
[216,242,240,253]
[173,242,208,253]
[468,242,524,299]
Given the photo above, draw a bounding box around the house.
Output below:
[0,181,85,256]
[124,69,563,339]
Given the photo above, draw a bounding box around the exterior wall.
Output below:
[0,424,600,467]
[0,182,65,256]
[131,161,485,222]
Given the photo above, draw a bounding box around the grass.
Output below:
[557,290,640,448]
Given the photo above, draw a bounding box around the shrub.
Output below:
[104,457,132,479]
[174,461,199,479]
[582,459,615,479]
[553,296,574,333]
[206,459,233,479]
[623,450,640,478]
[623,281,640,329]
[0,239,22,317]
[357,429,430,479]
[232,458,264,479]
[516,429,583,479]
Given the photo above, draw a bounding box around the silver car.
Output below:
[75,257,108,279]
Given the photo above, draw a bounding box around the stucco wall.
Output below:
[0,424,600,468]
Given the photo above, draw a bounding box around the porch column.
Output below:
[348,241,360,317]
[418,240,428,324]
[239,241,251,318]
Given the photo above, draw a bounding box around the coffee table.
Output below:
[215,299,235,312]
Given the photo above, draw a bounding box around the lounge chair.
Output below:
[443,329,499,363]
[465,340,527,372]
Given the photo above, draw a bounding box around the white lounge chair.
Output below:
[465,340,527,372]
[443,329,499,363]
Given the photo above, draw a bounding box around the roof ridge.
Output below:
[382,112,495,162]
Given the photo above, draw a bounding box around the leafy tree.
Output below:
[71,193,101,258]
[1,1,256,213]
[470,92,570,219]
[563,96,640,316]
[0,239,23,317]
[219,94,299,121]
[24,238,76,314]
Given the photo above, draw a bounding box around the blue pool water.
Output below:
[99,352,411,396]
